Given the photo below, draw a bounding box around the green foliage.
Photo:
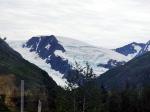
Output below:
[56,61,150,112]
[56,83,150,112]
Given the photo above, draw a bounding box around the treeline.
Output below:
[55,63,150,112]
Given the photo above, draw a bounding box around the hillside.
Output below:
[97,51,150,90]
[0,38,58,112]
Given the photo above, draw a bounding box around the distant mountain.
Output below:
[97,51,150,90]
[115,42,145,59]
[8,35,129,86]
[0,38,58,112]
[137,40,150,57]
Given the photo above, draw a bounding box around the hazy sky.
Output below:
[0,0,150,48]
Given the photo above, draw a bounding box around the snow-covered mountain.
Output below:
[7,35,129,86]
[115,42,145,59]
[56,36,129,73]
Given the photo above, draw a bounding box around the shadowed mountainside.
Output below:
[0,38,59,112]
[97,51,150,90]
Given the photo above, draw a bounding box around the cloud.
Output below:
[0,0,150,48]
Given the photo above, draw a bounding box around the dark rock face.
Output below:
[97,59,126,69]
[115,42,145,57]
[23,35,72,74]
[24,35,65,58]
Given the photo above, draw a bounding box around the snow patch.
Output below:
[45,44,51,50]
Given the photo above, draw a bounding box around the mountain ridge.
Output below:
[115,42,145,59]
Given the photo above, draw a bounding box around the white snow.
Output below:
[56,36,129,75]
[45,44,51,50]
[36,38,41,51]
[126,44,143,59]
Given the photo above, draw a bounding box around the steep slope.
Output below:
[115,42,145,59]
[0,38,58,112]
[97,51,150,90]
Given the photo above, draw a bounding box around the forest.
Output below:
[55,63,150,112]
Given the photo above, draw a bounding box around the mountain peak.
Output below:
[115,42,145,59]
[24,35,65,59]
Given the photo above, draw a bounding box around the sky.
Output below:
[0,0,150,48]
